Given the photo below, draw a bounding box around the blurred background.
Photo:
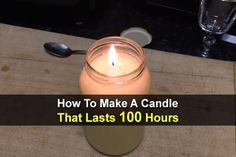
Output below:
[0,0,236,60]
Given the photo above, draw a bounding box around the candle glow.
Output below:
[108,44,117,66]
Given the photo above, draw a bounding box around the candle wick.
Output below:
[112,62,115,66]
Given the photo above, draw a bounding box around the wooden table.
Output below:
[0,23,235,157]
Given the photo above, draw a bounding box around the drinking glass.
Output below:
[198,0,236,57]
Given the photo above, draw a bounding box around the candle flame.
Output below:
[108,44,117,66]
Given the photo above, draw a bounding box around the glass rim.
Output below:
[84,36,146,84]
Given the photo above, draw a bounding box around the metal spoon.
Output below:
[43,42,86,57]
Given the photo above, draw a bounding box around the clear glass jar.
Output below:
[79,36,151,155]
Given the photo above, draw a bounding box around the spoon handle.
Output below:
[71,50,86,55]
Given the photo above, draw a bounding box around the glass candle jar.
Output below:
[79,36,151,155]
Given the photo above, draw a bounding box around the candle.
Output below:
[79,37,151,155]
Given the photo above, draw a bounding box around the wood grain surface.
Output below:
[0,23,235,157]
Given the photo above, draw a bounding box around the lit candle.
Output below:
[80,40,150,94]
[79,37,151,155]
[91,44,134,76]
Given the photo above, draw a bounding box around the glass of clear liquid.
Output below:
[198,0,236,57]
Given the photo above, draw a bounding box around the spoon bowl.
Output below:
[44,42,86,57]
